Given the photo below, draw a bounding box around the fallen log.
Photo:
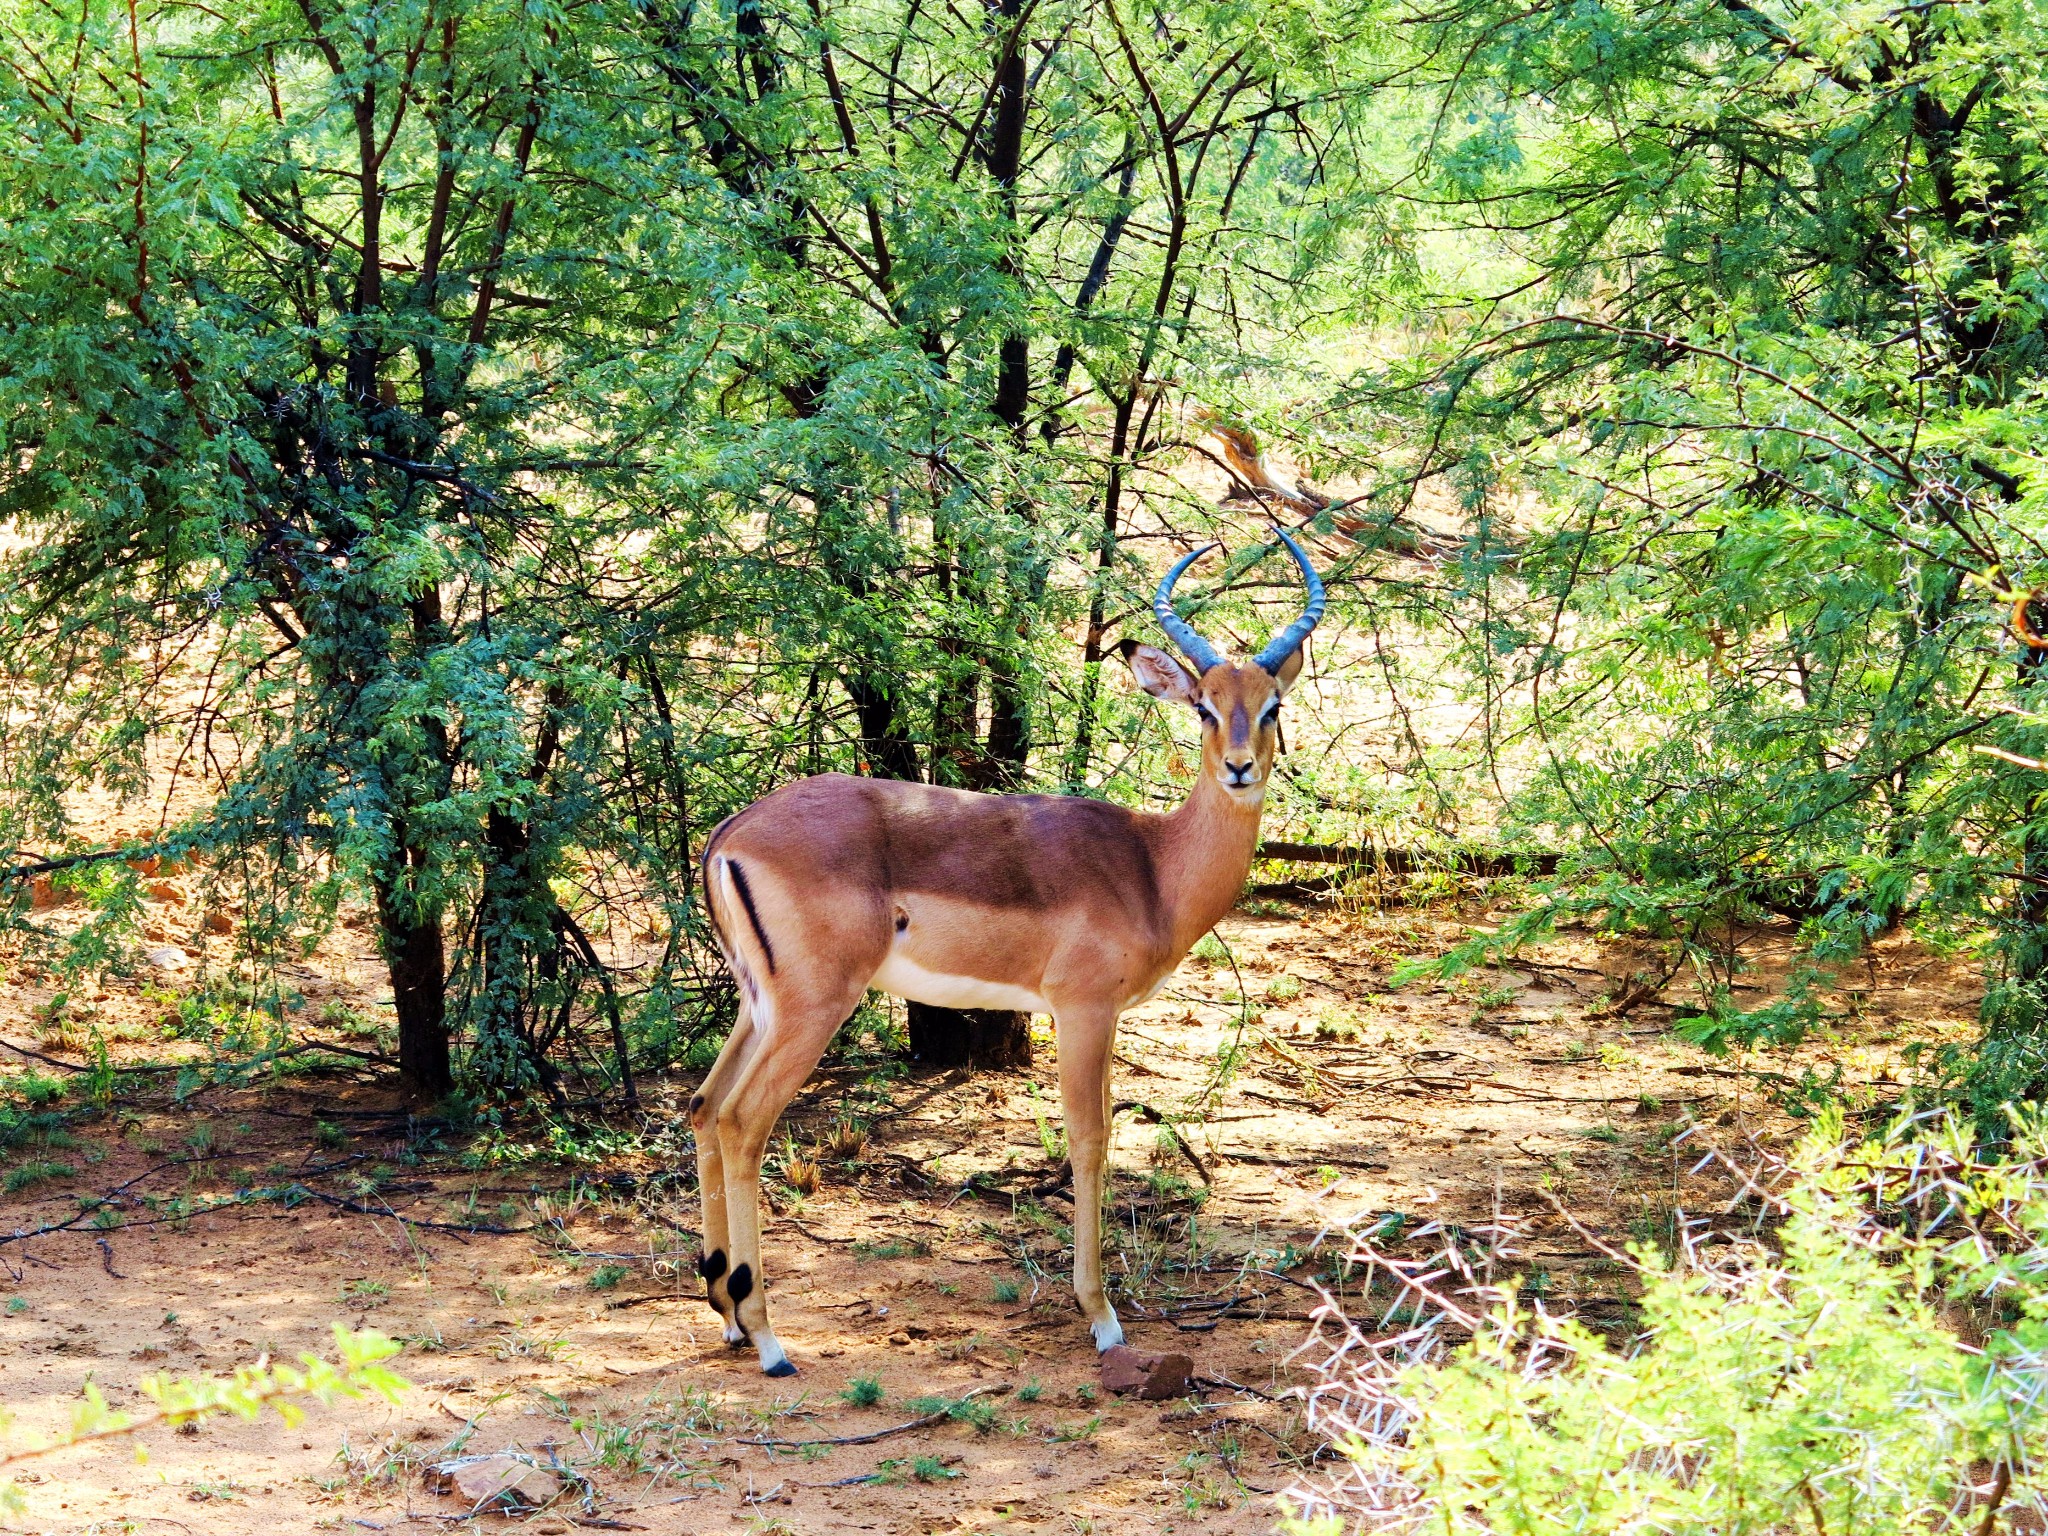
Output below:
[1255,842,1562,877]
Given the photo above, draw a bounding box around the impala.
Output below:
[693,530,1325,1375]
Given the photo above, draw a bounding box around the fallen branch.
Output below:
[1256,842,1561,877]
[603,1293,693,1312]
[1,841,176,883]
[291,1188,529,1236]
[736,1384,1011,1450]
[1114,1100,1211,1183]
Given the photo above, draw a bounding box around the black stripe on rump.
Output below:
[726,858,778,975]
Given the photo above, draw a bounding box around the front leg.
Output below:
[1054,1004,1125,1352]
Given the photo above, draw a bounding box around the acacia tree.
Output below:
[1324,0,2048,1110]
[0,0,1390,1098]
[0,0,674,1099]
[629,0,1389,1063]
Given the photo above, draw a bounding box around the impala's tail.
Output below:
[703,837,778,1029]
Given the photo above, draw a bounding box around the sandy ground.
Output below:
[0,876,1984,1536]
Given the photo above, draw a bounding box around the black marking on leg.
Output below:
[726,859,777,974]
[764,1359,798,1378]
[699,1248,727,1283]
[727,1262,754,1306]
[688,1093,705,1117]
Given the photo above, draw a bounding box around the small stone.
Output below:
[424,1453,562,1511]
[887,1330,911,1346]
[145,946,189,971]
[1099,1344,1193,1401]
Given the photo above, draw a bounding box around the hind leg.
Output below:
[716,989,862,1375]
[691,1002,762,1345]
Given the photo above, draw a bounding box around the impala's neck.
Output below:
[1158,772,1267,958]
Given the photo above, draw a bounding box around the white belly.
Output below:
[872,952,1047,1014]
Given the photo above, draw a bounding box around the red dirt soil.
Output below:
[0,882,1982,1534]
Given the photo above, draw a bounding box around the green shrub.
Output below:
[4,1160,74,1194]
[0,1325,406,1512]
[11,1075,63,1108]
[1287,1114,2048,1536]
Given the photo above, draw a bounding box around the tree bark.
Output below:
[375,861,453,1101]
[908,1002,1032,1069]
[2019,601,2048,981]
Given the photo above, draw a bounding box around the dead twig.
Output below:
[603,1293,692,1312]
[736,1384,1011,1450]
[1114,1100,1211,1183]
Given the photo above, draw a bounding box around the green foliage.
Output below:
[1291,1117,2048,1534]
[3,0,2040,1125]
[0,0,1389,1104]
[907,1391,1000,1431]
[1324,0,2048,1097]
[838,1376,885,1408]
[0,1325,406,1513]
[1,1161,73,1195]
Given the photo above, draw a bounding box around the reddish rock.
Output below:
[1099,1344,1194,1400]
[424,1453,562,1511]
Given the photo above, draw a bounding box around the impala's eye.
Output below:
[1195,703,1217,728]
[1261,703,1281,727]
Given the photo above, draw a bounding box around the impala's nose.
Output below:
[1223,758,1257,786]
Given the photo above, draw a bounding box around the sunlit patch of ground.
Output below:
[0,875,1981,1535]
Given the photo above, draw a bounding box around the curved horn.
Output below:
[1253,527,1326,673]
[1154,543,1226,674]
[2016,590,2048,650]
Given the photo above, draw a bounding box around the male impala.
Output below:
[694,531,1325,1375]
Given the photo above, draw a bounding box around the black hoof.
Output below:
[763,1359,799,1378]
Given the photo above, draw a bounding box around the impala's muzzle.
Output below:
[1223,757,1258,789]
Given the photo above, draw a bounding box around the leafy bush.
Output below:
[1288,1116,2048,1535]
[0,1326,406,1512]
[839,1376,884,1408]
[2,1160,73,1194]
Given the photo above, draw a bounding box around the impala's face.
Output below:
[1122,643,1306,804]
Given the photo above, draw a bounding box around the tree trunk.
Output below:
[2019,604,2048,981]
[375,864,452,1101]
[908,1002,1032,1069]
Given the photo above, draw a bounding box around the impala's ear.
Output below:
[1268,642,1307,698]
[1119,640,1201,704]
